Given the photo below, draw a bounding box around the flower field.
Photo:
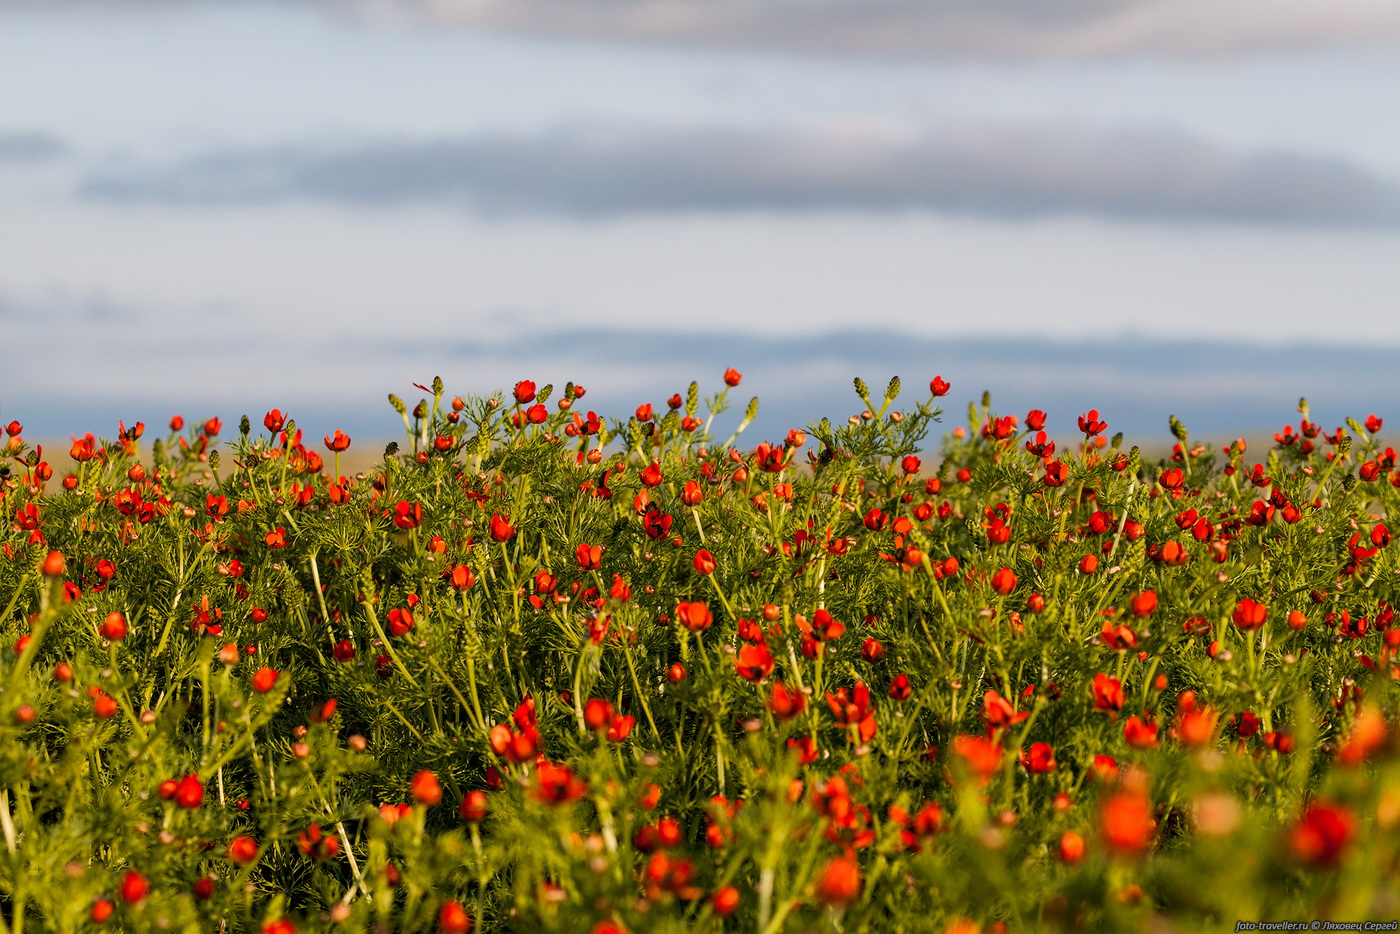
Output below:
[0,372,1397,933]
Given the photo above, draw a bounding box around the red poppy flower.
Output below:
[513,380,536,404]
[252,667,279,693]
[693,549,716,575]
[675,601,713,633]
[575,543,604,571]
[120,870,148,904]
[1288,802,1354,867]
[982,690,1029,733]
[228,835,259,865]
[411,770,442,806]
[1100,786,1153,856]
[1129,590,1157,618]
[1022,742,1056,773]
[990,567,1017,596]
[1077,409,1107,437]
[99,611,128,641]
[815,855,860,906]
[929,376,950,397]
[951,734,1002,786]
[459,790,488,823]
[323,430,351,452]
[175,773,204,809]
[531,761,587,806]
[489,514,515,542]
[734,643,774,681]
[392,501,423,530]
[439,901,473,934]
[1093,673,1124,713]
[1232,598,1267,630]
[1123,714,1159,749]
[723,368,742,387]
[769,681,805,719]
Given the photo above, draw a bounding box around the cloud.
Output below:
[337,0,1400,59]
[7,325,1398,444]
[78,124,1400,226]
[10,0,1398,58]
[0,132,65,162]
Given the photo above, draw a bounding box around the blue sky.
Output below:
[3,0,1399,443]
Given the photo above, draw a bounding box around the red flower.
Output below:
[1175,704,1220,747]
[826,682,878,743]
[1289,802,1354,867]
[1158,467,1184,491]
[392,501,423,530]
[769,681,805,720]
[99,611,128,641]
[1092,673,1124,713]
[323,430,351,452]
[411,770,442,806]
[990,567,1017,595]
[1077,409,1107,437]
[227,838,259,870]
[389,610,414,638]
[120,870,148,904]
[575,542,604,571]
[1129,590,1157,618]
[489,514,515,542]
[263,409,286,433]
[446,565,476,591]
[513,380,537,404]
[459,790,488,823]
[712,887,740,917]
[675,601,713,633]
[1123,713,1159,749]
[1100,786,1153,856]
[815,855,861,906]
[265,527,288,549]
[332,639,356,663]
[734,643,774,682]
[1232,598,1267,631]
[951,734,1002,786]
[175,773,204,809]
[887,673,912,701]
[723,368,742,387]
[1022,742,1056,773]
[1025,409,1047,431]
[1043,460,1068,487]
[982,690,1029,732]
[252,667,279,693]
[929,376,951,397]
[297,823,341,860]
[1058,831,1086,865]
[584,698,614,731]
[692,549,716,576]
[531,761,588,806]
[640,463,664,487]
[439,901,473,934]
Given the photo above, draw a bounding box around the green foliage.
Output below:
[0,380,1395,932]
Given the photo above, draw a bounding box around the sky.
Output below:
[3,0,1400,446]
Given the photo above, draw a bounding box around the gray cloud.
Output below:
[0,132,65,162]
[8,0,1398,58]
[338,0,1400,59]
[8,326,1400,444]
[78,124,1400,226]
